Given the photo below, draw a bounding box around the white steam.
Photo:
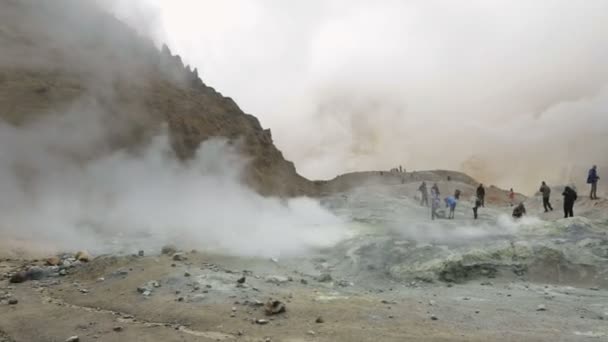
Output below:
[0,109,350,258]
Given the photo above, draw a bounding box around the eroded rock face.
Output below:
[0,0,321,198]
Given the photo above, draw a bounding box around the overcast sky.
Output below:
[109,0,608,192]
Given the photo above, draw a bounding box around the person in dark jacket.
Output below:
[562,186,578,218]
[418,182,429,207]
[539,181,553,212]
[431,188,441,220]
[472,196,482,219]
[512,202,526,219]
[476,184,486,207]
[431,183,440,197]
[587,165,600,200]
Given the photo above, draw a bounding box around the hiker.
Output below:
[539,181,553,212]
[476,184,486,207]
[587,165,600,200]
[562,186,578,218]
[512,202,526,219]
[431,183,440,197]
[508,188,515,206]
[445,195,457,219]
[454,189,462,200]
[472,196,482,220]
[418,182,429,207]
[431,189,441,220]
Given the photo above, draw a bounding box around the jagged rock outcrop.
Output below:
[0,0,319,196]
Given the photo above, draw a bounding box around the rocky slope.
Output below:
[0,0,318,197]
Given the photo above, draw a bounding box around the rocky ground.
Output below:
[1,250,607,342]
[2,179,607,342]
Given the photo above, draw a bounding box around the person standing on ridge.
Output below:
[445,194,457,219]
[539,181,553,212]
[418,182,429,207]
[431,188,441,220]
[508,188,515,206]
[587,165,600,200]
[476,184,486,207]
[431,183,440,197]
[472,196,482,219]
[562,186,578,218]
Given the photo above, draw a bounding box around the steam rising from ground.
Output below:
[0,109,349,257]
[125,0,608,194]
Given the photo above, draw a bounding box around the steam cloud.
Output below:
[0,107,349,257]
[128,0,608,194]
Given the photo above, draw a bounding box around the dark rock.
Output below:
[161,245,177,255]
[8,298,18,305]
[113,326,123,332]
[237,276,246,284]
[316,273,332,283]
[315,316,324,323]
[264,299,286,316]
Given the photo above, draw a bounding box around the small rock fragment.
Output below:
[113,326,123,332]
[75,251,91,262]
[265,275,289,284]
[430,314,438,321]
[536,304,547,311]
[8,299,18,305]
[256,319,269,325]
[66,336,80,342]
[184,272,191,277]
[237,276,246,284]
[161,245,177,255]
[307,330,316,336]
[316,273,333,283]
[46,257,61,266]
[315,316,324,323]
[172,253,186,261]
[264,299,286,315]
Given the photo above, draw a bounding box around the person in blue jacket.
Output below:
[445,195,457,219]
[587,165,600,200]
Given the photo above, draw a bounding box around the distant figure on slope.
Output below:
[562,186,578,218]
[454,189,462,200]
[512,202,526,219]
[587,165,600,200]
[476,184,486,207]
[431,189,441,220]
[508,188,515,206]
[472,196,482,220]
[431,183,440,197]
[539,181,553,212]
[418,182,429,207]
[445,195,458,219]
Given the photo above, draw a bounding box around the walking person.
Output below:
[587,165,600,200]
[476,184,486,207]
[431,183,440,197]
[418,182,429,207]
[562,186,578,218]
[472,196,482,220]
[539,181,553,212]
[431,189,441,220]
[445,194,457,219]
